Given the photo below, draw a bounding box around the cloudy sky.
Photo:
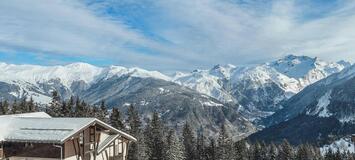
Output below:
[0,0,354,71]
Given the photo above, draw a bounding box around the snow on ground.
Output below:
[321,137,354,155]
[306,90,332,117]
[339,116,355,123]
[0,62,171,88]
[201,100,224,107]
[308,90,332,117]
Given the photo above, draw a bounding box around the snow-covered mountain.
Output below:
[265,64,355,126]
[249,64,355,145]
[0,54,350,139]
[0,62,170,103]
[0,62,256,139]
[173,55,350,122]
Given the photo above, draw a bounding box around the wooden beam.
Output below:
[72,139,79,160]
[113,139,116,157]
[82,130,85,160]
[93,125,96,160]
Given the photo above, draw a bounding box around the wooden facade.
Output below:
[0,123,133,160]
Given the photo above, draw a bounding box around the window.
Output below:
[79,133,84,144]
[89,127,95,142]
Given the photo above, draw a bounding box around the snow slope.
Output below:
[321,137,355,155]
[0,62,170,103]
[173,55,350,121]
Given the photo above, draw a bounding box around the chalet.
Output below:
[0,112,137,160]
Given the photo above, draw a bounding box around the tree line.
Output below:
[0,91,354,160]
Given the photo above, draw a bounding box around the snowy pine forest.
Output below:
[0,90,354,160]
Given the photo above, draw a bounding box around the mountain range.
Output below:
[249,63,355,145]
[0,54,352,142]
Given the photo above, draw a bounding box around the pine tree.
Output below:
[110,107,125,130]
[0,101,3,115]
[127,104,141,136]
[1,100,9,115]
[80,100,89,117]
[277,139,294,160]
[48,90,62,117]
[260,141,268,160]
[252,142,262,160]
[196,129,206,160]
[67,96,75,117]
[324,148,334,160]
[296,144,312,160]
[206,138,216,160]
[216,124,232,160]
[268,143,277,160]
[334,149,342,160]
[12,99,20,114]
[144,112,166,160]
[166,129,186,160]
[183,122,196,160]
[98,101,109,122]
[234,140,248,160]
[19,96,28,112]
[61,101,71,117]
[127,105,142,160]
[28,96,37,112]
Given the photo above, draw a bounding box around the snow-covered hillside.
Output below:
[0,54,350,124]
[321,137,354,155]
[173,55,350,121]
[0,62,170,103]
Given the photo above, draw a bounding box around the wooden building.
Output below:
[0,112,136,160]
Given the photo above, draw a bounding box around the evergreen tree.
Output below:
[260,141,268,160]
[324,148,334,160]
[127,104,141,136]
[19,96,28,112]
[334,149,342,160]
[196,129,206,160]
[277,139,294,160]
[234,140,248,160]
[166,129,186,160]
[61,101,71,117]
[182,122,196,160]
[268,143,277,160]
[48,90,62,117]
[74,97,83,117]
[127,105,142,160]
[80,100,89,117]
[206,138,216,160]
[138,132,150,160]
[216,124,232,160]
[296,144,313,160]
[98,101,109,122]
[1,100,9,115]
[145,112,166,160]
[28,96,37,112]
[67,96,75,117]
[0,101,3,115]
[252,142,262,160]
[12,99,20,114]
[110,107,125,130]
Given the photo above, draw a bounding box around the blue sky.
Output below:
[0,0,354,71]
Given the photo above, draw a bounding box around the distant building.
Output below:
[0,112,136,160]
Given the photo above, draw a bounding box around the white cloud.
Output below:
[0,0,354,71]
[0,0,193,70]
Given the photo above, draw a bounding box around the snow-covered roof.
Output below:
[0,112,136,143]
[0,112,51,118]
